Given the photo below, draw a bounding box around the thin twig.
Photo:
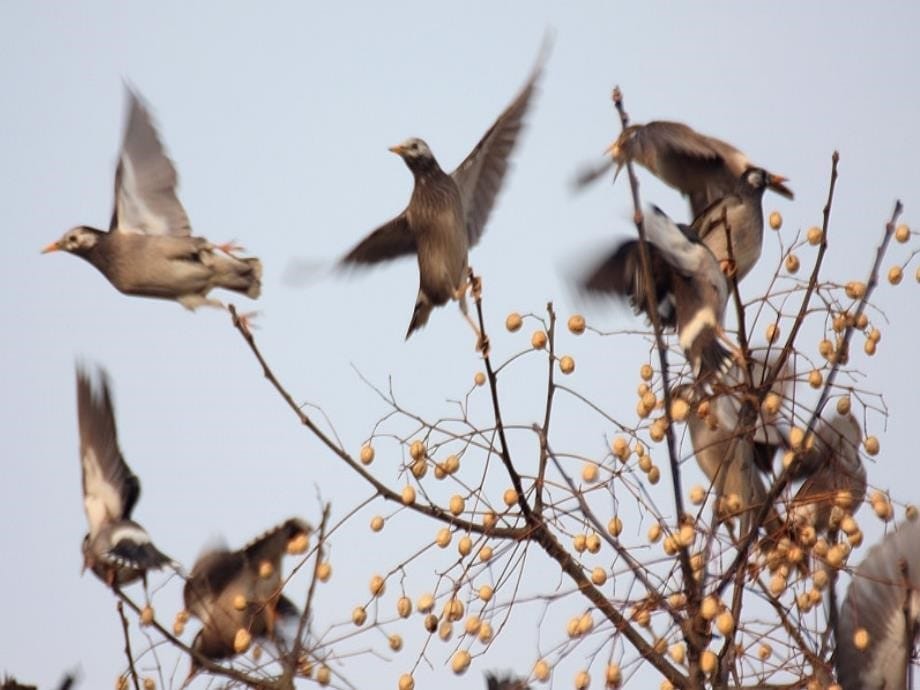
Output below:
[116,600,141,690]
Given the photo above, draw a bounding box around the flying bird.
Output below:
[836,518,920,690]
[581,204,733,380]
[75,365,175,588]
[577,120,792,219]
[183,518,311,675]
[42,87,262,310]
[340,50,544,340]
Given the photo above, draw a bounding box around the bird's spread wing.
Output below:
[642,205,710,276]
[184,548,246,609]
[76,366,140,535]
[626,121,728,167]
[111,88,192,237]
[243,517,310,566]
[340,214,415,266]
[451,52,543,247]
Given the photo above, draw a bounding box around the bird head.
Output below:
[389,137,439,175]
[42,226,101,256]
[742,166,793,200]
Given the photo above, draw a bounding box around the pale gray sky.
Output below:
[2,3,918,689]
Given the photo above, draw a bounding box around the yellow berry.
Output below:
[534,660,551,682]
[612,436,629,460]
[907,505,919,521]
[574,670,590,690]
[700,596,719,620]
[769,211,783,230]
[785,254,800,273]
[287,532,309,555]
[758,643,772,660]
[701,650,717,675]
[360,444,375,465]
[503,488,519,506]
[140,605,154,626]
[669,643,686,665]
[559,355,575,374]
[766,322,780,343]
[505,312,523,332]
[581,462,599,482]
[568,314,586,334]
[762,392,782,416]
[370,515,384,532]
[401,485,416,505]
[474,371,486,386]
[444,454,460,474]
[352,606,367,626]
[807,226,823,245]
[451,650,471,674]
[591,567,607,586]
[388,634,403,652]
[478,584,493,601]
[889,266,903,285]
[317,666,331,686]
[896,224,910,243]
[417,593,434,613]
[143,679,155,690]
[864,339,877,356]
[836,396,851,414]
[690,485,706,505]
[853,627,870,650]
[647,465,661,484]
[864,436,879,455]
[234,628,252,653]
[808,369,823,388]
[478,621,493,642]
[845,281,867,299]
[397,596,412,618]
[607,516,623,537]
[233,594,247,611]
[606,662,622,687]
[531,330,548,349]
[640,363,654,380]
[409,440,426,460]
[370,574,386,597]
[458,535,473,556]
[399,674,415,690]
[716,610,734,635]
[648,522,662,543]
[670,397,690,422]
[478,545,493,562]
[464,615,481,635]
[410,459,427,479]
[449,495,465,516]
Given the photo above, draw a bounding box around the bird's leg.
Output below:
[719,258,738,279]
[717,326,746,369]
[227,304,260,336]
[456,269,489,356]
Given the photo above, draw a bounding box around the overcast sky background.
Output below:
[2,3,919,689]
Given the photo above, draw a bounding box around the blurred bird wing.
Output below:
[184,547,247,612]
[243,517,310,567]
[340,213,415,266]
[643,206,711,276]
[76,367,140,535]
[111,88,192,237]
[837,519,920,690]
[623,121,730,167]
[451,52,543,247]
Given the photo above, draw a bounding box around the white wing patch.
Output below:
[678,307,717,353]
[116,154,171,235]
[643,209,706,275]
[109,523,151,546]
[81,447,124,535]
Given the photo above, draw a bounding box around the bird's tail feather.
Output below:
[406,295,433,339]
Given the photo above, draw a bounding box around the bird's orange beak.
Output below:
[388,144,408,156]
[768,173,789,186]
[41,241,61,254]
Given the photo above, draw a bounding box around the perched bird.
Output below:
[581,204,732,380]
[836,519,920,690]
[787,412,866,535]
[42,88,262,310]
[75,365,175,588]
[673,365,785,541]
[183,518,311,673]
[579,120,793,219]
[340,52,544,339]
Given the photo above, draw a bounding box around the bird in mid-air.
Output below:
[182,518,311,677]
[75,365,176,591]
[43,87,262,311]
[340,49,545,343]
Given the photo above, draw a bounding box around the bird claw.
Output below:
[477,334,491,357]
[468,269,483,301]
[719,258,738,278]
[231,307,261,335]
[216,240,246,257]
